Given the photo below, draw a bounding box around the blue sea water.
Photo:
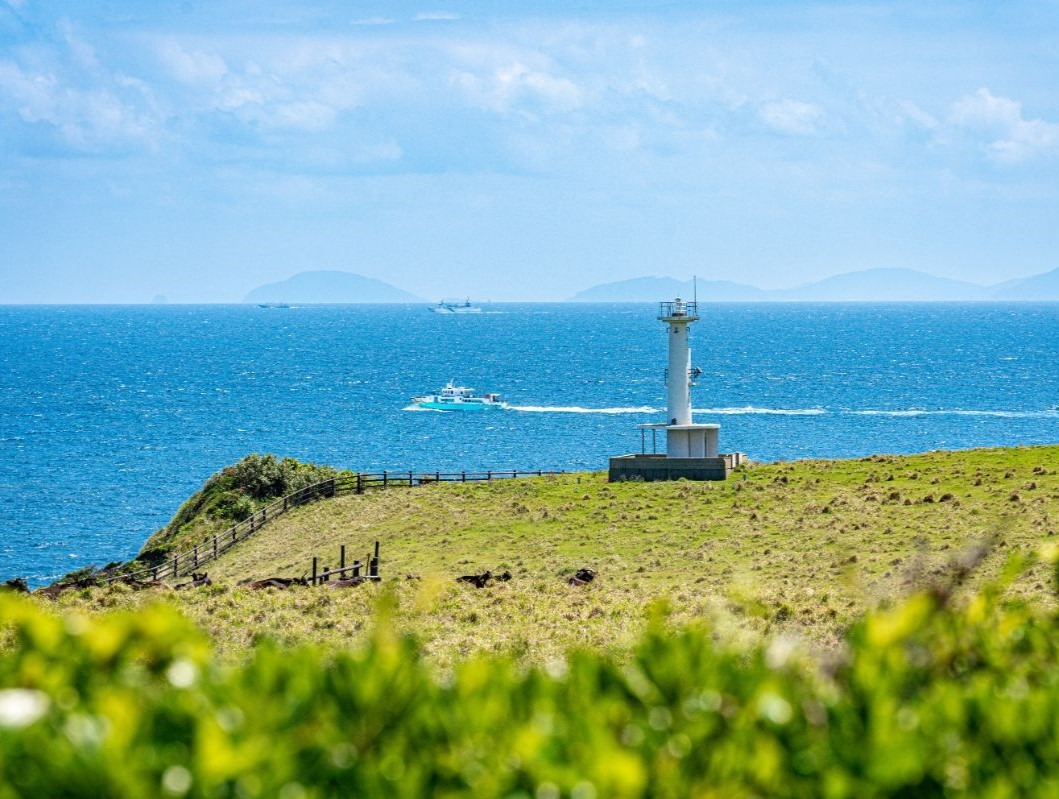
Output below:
[2,302,1058,586]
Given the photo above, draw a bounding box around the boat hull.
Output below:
[414,400,497,411]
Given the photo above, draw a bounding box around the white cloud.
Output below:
[759,98,823,136]
[898,100,938,131]
[57,19,99,71]
[0,60,156,148]
[949,88,1059,163]
[454,62,583,115]
[273,100,336,131]
[415,12,460,21]
[351,17,395,26]
[157,40,228,84]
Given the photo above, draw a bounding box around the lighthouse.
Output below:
[608,296,743,481]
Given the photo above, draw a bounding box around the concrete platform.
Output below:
[608,453,746,482]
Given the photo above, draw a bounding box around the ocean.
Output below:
[2,302,1058,586]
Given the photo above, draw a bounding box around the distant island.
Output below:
[242,265,1059,305]
[570,266,1059,302]
[244,271,423,304]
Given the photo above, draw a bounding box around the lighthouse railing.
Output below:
[658,300,698,319]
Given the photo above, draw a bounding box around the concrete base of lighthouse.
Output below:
[608,423,746,482]
[665,423,719,458]
[608,453,739,482]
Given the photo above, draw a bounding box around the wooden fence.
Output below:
[101,469,563,584]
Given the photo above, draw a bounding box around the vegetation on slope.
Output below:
[4,550,1059,797]
[43,445,1059,667]
[135,454,345,565]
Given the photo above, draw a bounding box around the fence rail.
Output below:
[101,469,563,585]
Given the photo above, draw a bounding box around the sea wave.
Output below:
[851,409,1059,419]
[695,406,828,416]
[507,405,661,414]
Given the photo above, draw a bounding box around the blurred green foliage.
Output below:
[5,550,1059,797]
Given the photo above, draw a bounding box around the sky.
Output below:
[1,1,1058,303]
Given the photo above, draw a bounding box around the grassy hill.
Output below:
[7,445,1059,796]
[48,445,1059,667]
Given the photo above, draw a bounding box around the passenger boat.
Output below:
[430,299,482,314]
[411,382,504,410]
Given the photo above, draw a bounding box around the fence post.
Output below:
[408,470,413,486]
[462,471,466,482]
[340,545,346,572]
[311,557,318,587]
[356,474,363,494]
[487,470,492,481]
[172,556,179,579]
[213,537,218,559]
[383,471,388,488]
[370,541,380,577]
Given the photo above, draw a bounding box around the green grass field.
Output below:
[42,445,1059,668]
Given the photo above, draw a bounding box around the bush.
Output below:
[5,550,1059,796]
[136,455,344,561]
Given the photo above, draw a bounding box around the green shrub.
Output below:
[135,455,344,561]
[5,550,1059,797]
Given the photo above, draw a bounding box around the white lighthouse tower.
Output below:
[609,295,741,481]
[657,297,718,459]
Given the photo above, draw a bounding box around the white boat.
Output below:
[430,299,481,314]
[412,381,504,411]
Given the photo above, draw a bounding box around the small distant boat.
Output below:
[430,299,481,314]
[412,381,504,411]
[257,303,292,309]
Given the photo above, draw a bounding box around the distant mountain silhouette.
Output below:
[569,276,766,302]
[990,266,1059,300]
[774,268,988,301]
[244,271,422,304]
[570,267,1059,302]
